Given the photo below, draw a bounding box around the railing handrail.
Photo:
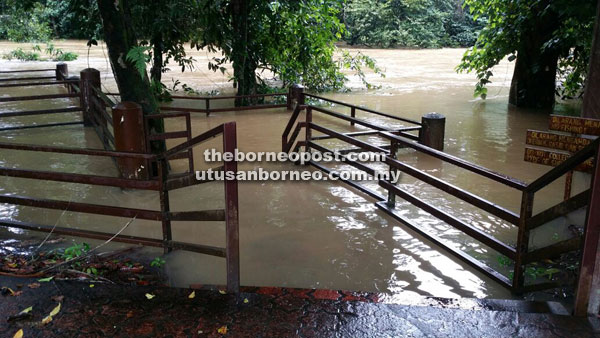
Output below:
[304,93,422,126]
[0,141,155,159]
[160,123,227,160]
[379,131,528,190]
[526,137,600,193]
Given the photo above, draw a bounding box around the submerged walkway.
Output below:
[0,277,598,337]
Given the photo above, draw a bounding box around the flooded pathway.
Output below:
[0,41,587,300]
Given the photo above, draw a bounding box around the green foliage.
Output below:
[343,0,483,48]
[196,0,383,93]
[150,257,166,268]
[2,48,42,61]
[61,242,90,261]
[126,46,152,78]
[457,0,596,99]
[0,1,52,42]
[2,43,78,61]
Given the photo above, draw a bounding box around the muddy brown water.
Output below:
[0,41,589,300]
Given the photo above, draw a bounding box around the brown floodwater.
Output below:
[0,41,589,300]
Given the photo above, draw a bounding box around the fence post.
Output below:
[80,68,101,127]
[112,102,149,179]
[288,84,305,110]
[305,106,312,156]
[157,158,172,254]
[56,63,68,81]
[574,144,600,316]
[350,107,356,126]
[223,122,240,293]
[387,139,399,207]
[419,112,446,151]
[512,191,534,292]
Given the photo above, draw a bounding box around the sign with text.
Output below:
[549,115,600,136]
[524,147,594,173]
[526,130,593,153]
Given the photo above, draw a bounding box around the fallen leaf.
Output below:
[188,291,195,299]
[20,306,33,314]
[243,298,249,304]
[28,283,41,289]
[217,326,228,335]
[13,329,23,338]
[42,303,61,325]
[38,276,54,283]
[7,307,33,322]
[218,290,226,295]
[145,293,155,300]
[126,311,134,318]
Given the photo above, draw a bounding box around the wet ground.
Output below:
[1,275,598,337]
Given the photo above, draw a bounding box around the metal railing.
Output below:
[283,100,599,297]
[0,65,241,293]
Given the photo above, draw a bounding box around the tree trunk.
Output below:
[583,0,600,119]
[231,0,257,106]
[509,4,560,110]
[150,33,163,83]
[97,0,165,155]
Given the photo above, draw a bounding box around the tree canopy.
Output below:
[457,0,597,108]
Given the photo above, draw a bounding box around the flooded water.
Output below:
[0,41,589,300]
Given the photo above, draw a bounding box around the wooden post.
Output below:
[305,106,312,155]
[513,191,534,291]
[80,68,101,127]
[205,98,211,116]
[56,63,68,80]
[387,139,399,207]
[112,102,148,179]
[351,107,356,126]
[574,144,600,316]
[419,112,446,151]
[223,122,240,293]
[157,158,172,254]
[288,84,305,110]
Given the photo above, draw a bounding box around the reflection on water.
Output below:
[0,41,588,300]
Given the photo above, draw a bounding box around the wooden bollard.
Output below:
[419,112,446,151]
[287,84,305,110]
[80,68,101,127]
[56,63,68,80]
[112,102,149,180]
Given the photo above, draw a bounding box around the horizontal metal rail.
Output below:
[375,201,512,287]
[379,132,528,190]
[380,180,517,258]
[384,156,520,225]
[0,194,163,221]
[0,69,54,74]
[0,167,160,190]
[526,189,591,230]
[0,76,56,82]
[0,142,155,159]
[0,93,80,102]
[526,138,600,193]
[311,106,393,132]
[0,121,83,132]
[0,107,82,118]
[305,93,422,126]
[0,80,79,88]
[0,220,226,257]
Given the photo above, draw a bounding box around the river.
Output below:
[0,40,588,301]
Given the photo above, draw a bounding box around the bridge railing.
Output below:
[283,99,599,301]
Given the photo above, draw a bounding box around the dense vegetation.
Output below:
[343,0,484,48]
[1,0,598,111]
